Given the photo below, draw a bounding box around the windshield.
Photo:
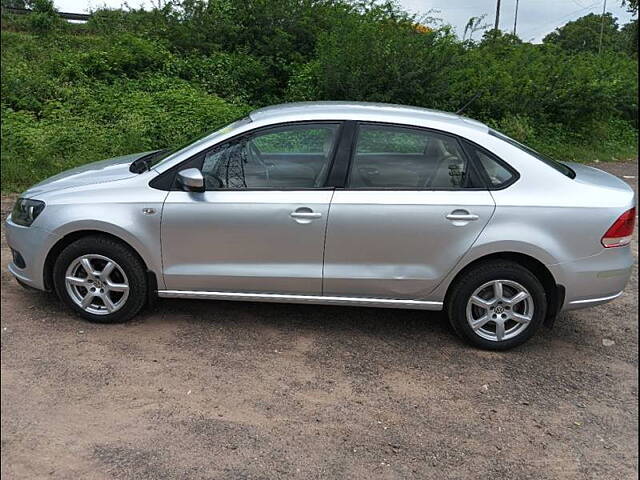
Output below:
[489,129,576,179]
[151,116,252,168]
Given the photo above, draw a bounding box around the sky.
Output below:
[401,0,636,42]
[54,0,637,43]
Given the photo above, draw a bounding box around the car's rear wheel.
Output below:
[53,235,147,323]
[447,260,547,350]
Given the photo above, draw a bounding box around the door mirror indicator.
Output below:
[177,168,205,192]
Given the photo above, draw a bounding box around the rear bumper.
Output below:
[4,215,60,291]
[550,246,634,312]
[564,290,624,310]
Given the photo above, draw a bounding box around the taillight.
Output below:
[601,207,636,248]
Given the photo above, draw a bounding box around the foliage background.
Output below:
[1,0,638,192]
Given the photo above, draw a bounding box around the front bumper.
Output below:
[550,245,634,312]
[5,215,60,291]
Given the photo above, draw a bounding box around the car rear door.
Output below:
[161,122,342,295]
[323,122,496,299]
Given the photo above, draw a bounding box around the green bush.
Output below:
[527,120,638,163]
[166,52,277,104]
[1,76,250,192]
[312,12,464,106]
[86,7,171,38]
[77,34,170,81]
[284,61,321,101]
[490,115,536,144]
[26,0,67,35]
[0,3,637,193]
[443,39,638,130]
[1,31,172,112]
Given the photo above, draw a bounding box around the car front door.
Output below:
[323,123,496,300]
[161,122,342,294]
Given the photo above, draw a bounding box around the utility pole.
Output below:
[598,0,607,54]
[494,0,502,31]
[513,0,519,36]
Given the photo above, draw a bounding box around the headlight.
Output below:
[11,198,45,227]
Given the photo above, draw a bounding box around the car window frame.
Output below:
[150,120,346,192]
[340,121,488,191]
[488,129,574,179]
[459,138,520,190]
[150,119,523,192]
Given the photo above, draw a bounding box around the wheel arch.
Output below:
[444,251,565,324]
[43,230,158,301]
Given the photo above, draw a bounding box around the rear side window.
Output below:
[463,140,517,189]
[476,150,515,187]
[489,129,575,179]
[348,124,479,189]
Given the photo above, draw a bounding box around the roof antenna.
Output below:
[456,92,482,115]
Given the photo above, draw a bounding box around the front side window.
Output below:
[154,116,252,169]
[201,123,340,189]
[347,124,475,189]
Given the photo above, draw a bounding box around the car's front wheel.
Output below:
[53,235,147,323]
[447,260,547,350]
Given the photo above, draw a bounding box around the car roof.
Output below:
[249,101,488,133]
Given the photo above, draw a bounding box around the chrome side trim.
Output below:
[568,291,624,305]
[157,290,443,310]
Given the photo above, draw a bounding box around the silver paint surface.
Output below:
[4,102,635,313]
[161,190,333,294]
[323,190,495,298]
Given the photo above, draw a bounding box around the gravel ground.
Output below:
[1,160,637,480]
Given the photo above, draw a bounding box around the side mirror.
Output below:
[177,168,205,192]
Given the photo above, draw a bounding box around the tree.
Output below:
[1,0,27,9]
[620,0,638,15]
[543,13,621,54]
[23,0,66,34]
[463,15,490,41]
[27,0,56,13]
[480,28,522,46]
[620,20,638,56]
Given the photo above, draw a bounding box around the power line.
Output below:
[518,1,601,40]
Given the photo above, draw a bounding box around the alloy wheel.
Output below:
[465,279,534,342]
[64,254,130,315]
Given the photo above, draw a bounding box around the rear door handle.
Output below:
[290,212,322,219]
[290,207,322,224]
[446,212,479,221]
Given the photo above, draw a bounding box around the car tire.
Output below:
[53,235,147,323]
[446,260,547,350]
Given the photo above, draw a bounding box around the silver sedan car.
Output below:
[5,102,636,349]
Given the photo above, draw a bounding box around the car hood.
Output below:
[21,151,158,198]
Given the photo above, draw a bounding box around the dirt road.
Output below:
[1,161,637,479]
